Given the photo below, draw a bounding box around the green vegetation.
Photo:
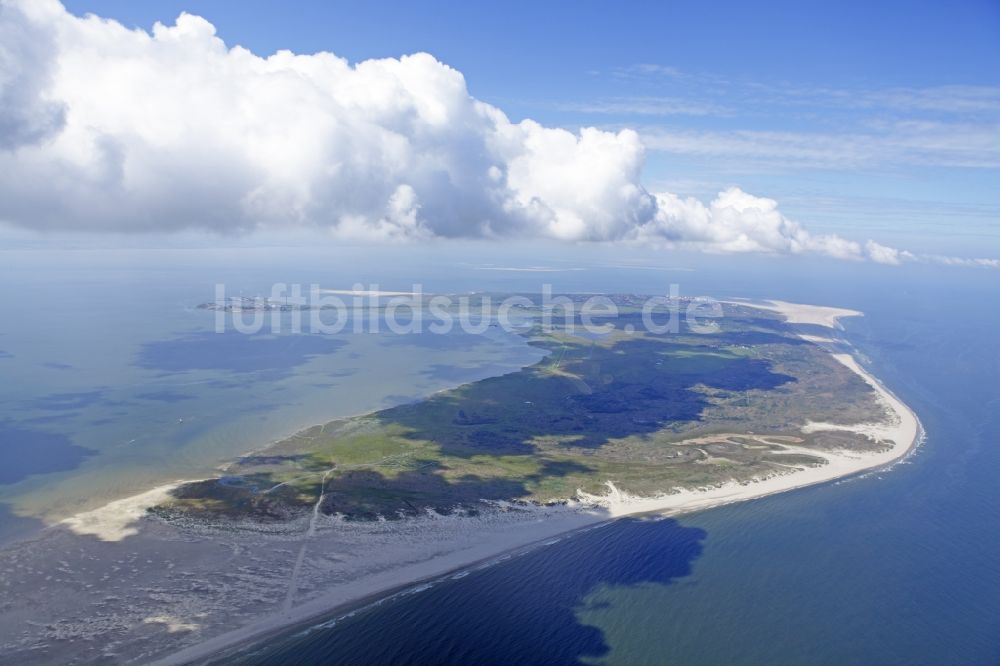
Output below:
[156,300,885,522]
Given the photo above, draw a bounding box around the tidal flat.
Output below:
[0,298,919,664]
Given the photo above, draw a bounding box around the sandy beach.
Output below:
[1,299,922,665]
[575,300,920,518]
[143,299,921,665]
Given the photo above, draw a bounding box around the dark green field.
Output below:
[157,300,884,522]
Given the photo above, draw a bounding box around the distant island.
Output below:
[159,297,912,523]
[4,298,919,664]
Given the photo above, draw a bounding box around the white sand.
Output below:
[579,300,919,517]
[115,299,921,664]
[59,482,191,541]
[728,298,863,329]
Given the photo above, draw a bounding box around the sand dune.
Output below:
[147,299,921,665]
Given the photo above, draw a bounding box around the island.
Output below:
[0,298,920,665]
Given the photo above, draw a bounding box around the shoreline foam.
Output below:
[147,298,922,665]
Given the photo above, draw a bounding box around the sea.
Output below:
[2,243,999,664]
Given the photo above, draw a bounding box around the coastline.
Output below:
[147,299,922,665]
[150,507,612,666]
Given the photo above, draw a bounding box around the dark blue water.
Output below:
[222,265,1000,665]
[3,246,997,663]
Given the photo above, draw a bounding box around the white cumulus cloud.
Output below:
[0,0,993,268]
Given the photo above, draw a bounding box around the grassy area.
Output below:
[157,301,884,522]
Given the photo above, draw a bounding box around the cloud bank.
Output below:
[0,0,990,267]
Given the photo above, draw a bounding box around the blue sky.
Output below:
[62,1,1000,89]
[3,0,997,264]
[59,0,1000,256]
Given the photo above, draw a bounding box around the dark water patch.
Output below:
[222,518,706,666]
[0,350,12,359]
[203,378,248,390]
[0,423,97,484]
[41,362,73,370]
[21,412,78,425]
[136,331,346,378]
[134,390,194,403]
[25,389,106,412]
